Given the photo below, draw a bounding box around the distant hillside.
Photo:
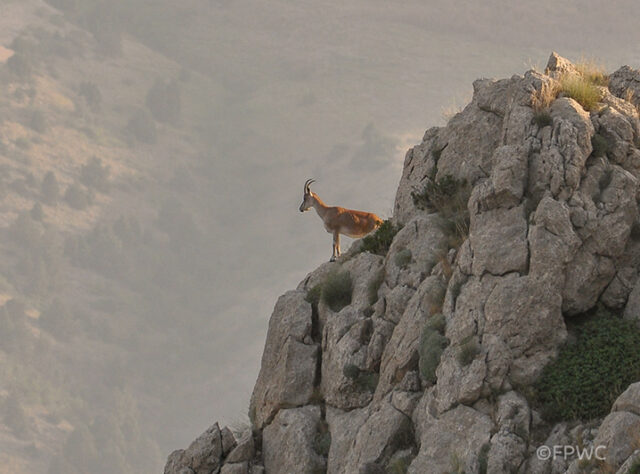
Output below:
[0,1,236,472]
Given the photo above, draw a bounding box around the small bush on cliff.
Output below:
[419,313,449,384]
[591,133,609,157]
[412,175,471,249]
[534,311,640,422]
[394,248,412,268]
[322,270,353,312]
[627,458,640,474]
[343,364,378,392]
[457,336,480,366]
[360,220,399,256]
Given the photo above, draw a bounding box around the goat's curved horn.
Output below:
[304,178,315,194]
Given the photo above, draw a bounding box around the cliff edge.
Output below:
[164,53,640,474]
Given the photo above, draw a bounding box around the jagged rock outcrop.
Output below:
[249,290,319,430]
[166,53,640,474]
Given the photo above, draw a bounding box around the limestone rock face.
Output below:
[410,393,493,473]
[164,423,224,474]
[167,55,640,474]
[326,406,369,474]
[225,431,254,464]
[341,397,414,473]
[545,51,580,78]
[609,65,640,102]
[375,276,446,401]
[486,392,530,473]
[321,306,375,409]
[262,406,325,474]
[384,215,448,288]
[249,290,318,429]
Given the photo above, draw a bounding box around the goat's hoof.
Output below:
[329,257,336,262]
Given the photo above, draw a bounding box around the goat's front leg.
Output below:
[330,231,340,262]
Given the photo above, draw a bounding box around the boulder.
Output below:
[220,463,248,474]
[342,398,414,473]
[262,406,325,474]
[164,423,223,474]
[486,392,530,473]
[612,382,640,417]
[410,394,493,474]
[545,51,580,77]
[384,215,448,289]
[483,274,566,386]
[326,406,369,474]
[321,306,374,409]
[393,127,442,225]
[564,383,640,472]
[608,65,640,102]
[469,204,529,276]
[375,276,446,401]
[435,101,503,186]
[225,431,254,464]
[250,290,318,429]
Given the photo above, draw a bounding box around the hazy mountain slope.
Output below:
[0,0,248,471]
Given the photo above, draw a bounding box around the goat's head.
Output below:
[299,178,315,212]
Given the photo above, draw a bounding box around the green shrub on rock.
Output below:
[322,270,353,312]
[360,220,399,256]
[419,313,449,384]
[342,363,378,392]
[457,337,480,366]
[535,313,640,422]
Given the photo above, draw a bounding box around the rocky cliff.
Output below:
[164,54,640,474]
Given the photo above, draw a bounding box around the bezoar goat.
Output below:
[299,179,383,261]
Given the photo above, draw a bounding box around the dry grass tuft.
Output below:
[558,74,604,111]
[559,59,608,111]
[574,59,609,86]
[531,80,561,127]
[531,80,561,114]
[531,59,608,116]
